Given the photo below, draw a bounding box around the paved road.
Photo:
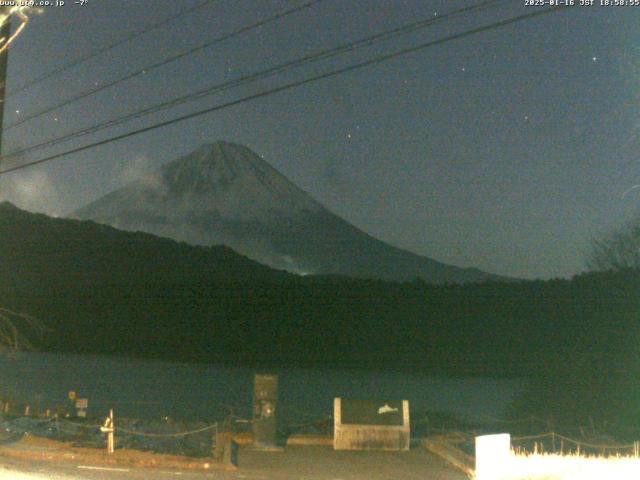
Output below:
[0,446,469,480]
[0,457,242,479]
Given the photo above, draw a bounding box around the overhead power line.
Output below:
[6,0,323,130]
[3,0,509,161]
[8,0,218,97]
[0,5,567,177]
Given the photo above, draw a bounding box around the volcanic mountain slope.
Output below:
[73,141,498,284]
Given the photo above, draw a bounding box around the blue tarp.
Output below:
[0,416,215,457]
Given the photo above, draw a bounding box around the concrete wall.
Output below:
[333,398,410,451]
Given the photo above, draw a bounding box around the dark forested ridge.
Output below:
[1,202,639,431]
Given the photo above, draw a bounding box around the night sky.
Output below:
[0,0,638,280]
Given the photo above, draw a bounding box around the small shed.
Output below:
[333,397,410,451]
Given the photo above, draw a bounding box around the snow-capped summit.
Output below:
[159,142,322,219]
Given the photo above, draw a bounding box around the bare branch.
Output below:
[588,216,640,272]
[0,307,48,353]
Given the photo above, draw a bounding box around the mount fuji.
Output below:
[72,141,498,284]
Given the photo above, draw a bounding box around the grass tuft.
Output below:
[497,451,640,480]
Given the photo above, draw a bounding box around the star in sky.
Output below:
[5,0,634,280]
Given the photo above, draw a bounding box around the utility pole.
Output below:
[0,12,10,160]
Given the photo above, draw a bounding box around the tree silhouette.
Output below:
[0,307,46,353]
[0,7,44,353]
[588,216,640,271]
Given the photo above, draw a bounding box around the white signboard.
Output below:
[475,433,511,480]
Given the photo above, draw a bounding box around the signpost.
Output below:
[75,398,88,418]
[100,409,115,454]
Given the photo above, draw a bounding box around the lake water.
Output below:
[0,352,526,426]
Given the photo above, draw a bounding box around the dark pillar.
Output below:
[252,373,279,449]
[0,13,11,159]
